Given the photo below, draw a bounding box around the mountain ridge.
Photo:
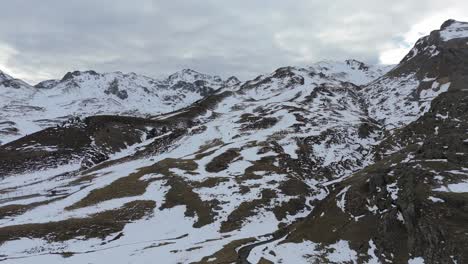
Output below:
[0,59,390,145]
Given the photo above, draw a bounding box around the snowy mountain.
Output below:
[0,69,239,144]
[0,70,37,103]
[1,19,468,264]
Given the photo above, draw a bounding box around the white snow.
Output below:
[397,211,405,223]
[363,75,450,129]
[408,257,425,264]
[386,182,399,201]
[428,196,444,203]
[434,181,468,193]
[327,240,358,263]
[366,240,380,264]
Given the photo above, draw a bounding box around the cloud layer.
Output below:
[1,0,468,83]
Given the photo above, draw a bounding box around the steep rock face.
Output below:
[283,90,468,264]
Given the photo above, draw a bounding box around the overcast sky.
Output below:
[1,1,468,84]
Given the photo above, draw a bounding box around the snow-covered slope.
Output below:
[0,70,39,142]
[0,60,391,263]
[1,20,467,264]
[0,69,239,144]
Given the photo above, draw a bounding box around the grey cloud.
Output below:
[0,0,467,83]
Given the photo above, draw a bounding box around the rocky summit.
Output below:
[1,20,468,264]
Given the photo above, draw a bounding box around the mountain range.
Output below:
[0,19,467,264]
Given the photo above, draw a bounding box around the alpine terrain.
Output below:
[0,19,468,264]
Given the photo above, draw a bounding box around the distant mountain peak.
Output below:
[0,70,9,79]
[345,59,370,70]
[0,69,33,90]
[167,68,223,84]
[180,68,200,74]
[61,70,100,81]
[225,76,241,86]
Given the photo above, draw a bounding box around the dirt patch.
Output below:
[272,197,307,221]
[205,148,241,173]
[237,156,282,183]
[192,177,230,188]
[153,158,198,176]
[161,177,218,228]
[243,117,278,131]
[278,178,311,196]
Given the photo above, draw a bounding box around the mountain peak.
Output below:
[0,69,33,90]
[225,76,241,86]
[0,70,12,82]
[439,19,468,41]
[61,70,100,81]
[439,19,468,30]
[181,68,200,74]
[440,19,458,30]
[166,68,223,85]
[345,59,370,70]
[168,68,202,78]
